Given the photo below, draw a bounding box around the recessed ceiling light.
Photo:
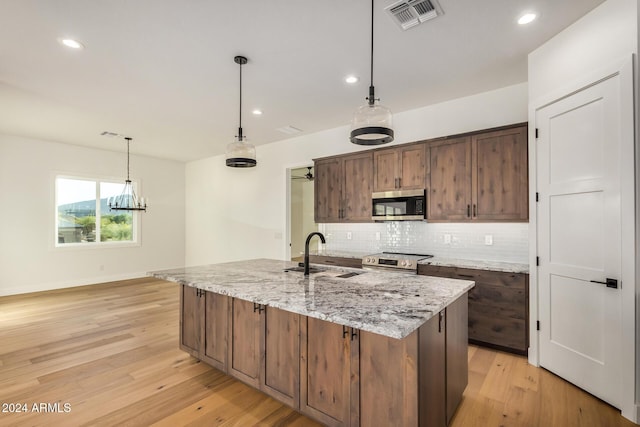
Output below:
[252,109,263,115]
[518,13,537,25]
[59,38,84,49]
[345,75,359,84]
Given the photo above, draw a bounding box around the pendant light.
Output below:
[226,55,257,167]
[350,0,394,146]
[108,137,147,212]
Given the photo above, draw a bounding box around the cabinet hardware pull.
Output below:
[457,274,474,279]
[438,311,445,333]
[473,204,477,217]
[350,328,358,341]
[467,204,471,217]
[398,177,401,188]
[253,303,265,313]
[342,325,349,339]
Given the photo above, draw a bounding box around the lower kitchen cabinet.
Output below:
[418,265,529,355]
[182,286,469,426]
[228,298,301,407]
[228,298,262,387]
[180,285,229,372]
[300,317,357,427]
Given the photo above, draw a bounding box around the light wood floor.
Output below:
[0,278,635,427]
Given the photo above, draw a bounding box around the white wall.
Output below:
[290,176,316,258]
[185,82,528,267]
[0,134,185,296]
[527,0,638,421]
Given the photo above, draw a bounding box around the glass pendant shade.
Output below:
[225,135,257,167]
[225,55,257,168]
[350,99,394,145]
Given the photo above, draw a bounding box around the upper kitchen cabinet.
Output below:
[428,124,528,222]
[314,152,373,223]
[373,144,427,192]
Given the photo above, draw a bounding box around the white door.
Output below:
[536,74,623,408]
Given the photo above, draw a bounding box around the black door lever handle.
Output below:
[590,278,618,289]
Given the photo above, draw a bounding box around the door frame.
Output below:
[528,55,636,421]
[285,162,316,262]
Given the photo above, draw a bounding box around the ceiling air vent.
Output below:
[385,0,443,31]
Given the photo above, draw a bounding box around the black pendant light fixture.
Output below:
[108,137,147,212]
[350,0,394,145]
[226,55,257,167]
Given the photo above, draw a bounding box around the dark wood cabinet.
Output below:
[445,294,468,424]
[373,144,427,192]
[314,152,373,223]
[472,126,528,220]
[228,298,262,387]
[427,125,528,222]
[180,285,229,372]
[419,309,446,427]
[228,299,301,406]
[418,264,529,354]
[300,317,357,427]
[262,306,300,408]
[428,137,473,221]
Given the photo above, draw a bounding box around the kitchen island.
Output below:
[151,259,474,427]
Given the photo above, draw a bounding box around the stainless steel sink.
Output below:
[283,266,326,274]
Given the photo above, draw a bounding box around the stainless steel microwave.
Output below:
[371,189,426,221]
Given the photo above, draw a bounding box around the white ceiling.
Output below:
[0,0,604,162]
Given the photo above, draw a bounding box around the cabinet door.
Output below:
[428,137,472,220]
[314,158,342,222]
[180,285,202,356]
[342,152,373,222]
[300,317,353,427]
[446,294,468,423]
[262,307,300,408]
[399,144,426,190]
[359,330,419,427]
[419,310,447,427]
[373,149,398,192]
[228,298,262,387]
[202,292,229,372]
[472,126,528,220]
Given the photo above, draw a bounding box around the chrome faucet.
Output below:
[304,232,326,276]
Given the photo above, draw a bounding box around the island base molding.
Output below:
[179,284,468,427]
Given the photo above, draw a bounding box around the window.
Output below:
[55,176,139,246]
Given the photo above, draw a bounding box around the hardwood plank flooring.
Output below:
[0,278,635,427]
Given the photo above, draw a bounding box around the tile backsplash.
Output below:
[319,222,529,263]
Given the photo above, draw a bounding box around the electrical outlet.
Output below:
[485,235,493,245]
[444,234,451,244]
[347,231,352,240]
[375,231,381,241]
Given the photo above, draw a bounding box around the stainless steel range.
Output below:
[362,252,433,273]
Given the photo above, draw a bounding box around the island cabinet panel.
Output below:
[180,286,202,354]
[180,285,230,372]
[418,264,529,355]
[228,298,262,387]
[202,292,229,371]
[419,309,446,427]
[300,317,356,427]
[262,307,300,408]
[359,330,419,427]
[445,294,468,424]
[374,144,427,192]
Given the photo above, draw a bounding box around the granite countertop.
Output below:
[150,258,473,340]
[418,257,529,274]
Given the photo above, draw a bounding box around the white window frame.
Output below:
[54,174,141,249]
